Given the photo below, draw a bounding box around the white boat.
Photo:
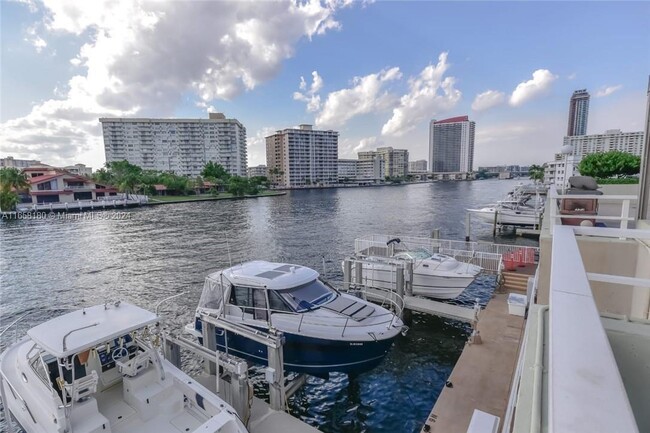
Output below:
[187,260,404,376]
[0,301,248,433]
[349,248,482,300]
[468,183,547,227]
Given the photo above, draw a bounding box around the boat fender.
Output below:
[386,238,401,246]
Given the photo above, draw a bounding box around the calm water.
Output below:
[0,179,536,432]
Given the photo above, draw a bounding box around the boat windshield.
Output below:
[277,279,337,312]
[396,249,432,260]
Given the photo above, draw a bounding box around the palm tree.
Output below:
[528,164,545,183]
[0,168,29,212]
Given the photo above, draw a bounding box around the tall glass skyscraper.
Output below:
[567,89,590,136]
[429,116,475,173]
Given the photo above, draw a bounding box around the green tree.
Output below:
[528,164,545,183]
[227,176,248,196]
[0,168,28,211]
[578,151,641,179]
[201,161,230,180]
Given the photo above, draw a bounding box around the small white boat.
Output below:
[349,249,482,300]
[468,183,546,227]
[0,301,248,433]
[187,261,404,376]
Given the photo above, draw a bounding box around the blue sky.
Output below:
[1,0,648,169]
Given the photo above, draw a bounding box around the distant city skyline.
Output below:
[1,1,648,169]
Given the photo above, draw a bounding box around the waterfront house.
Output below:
[26,170,118,204]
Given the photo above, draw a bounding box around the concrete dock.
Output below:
[421,292,526,433]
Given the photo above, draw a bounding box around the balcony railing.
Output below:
[548,188,637,230]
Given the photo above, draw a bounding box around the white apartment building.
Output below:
[376,147,409,178]
[544,155,578,190]
[564,129,645,159]
[247,165,267,178]
[265,125,338,188]
[337,159,358,182]
[0,156,41,168]
[409,159,428,173]
[100,113,247,177]
[63,164,92,177]
[357,153,385,183]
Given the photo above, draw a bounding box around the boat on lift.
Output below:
[468,183,547,227]
[346,238,482,300]
[0,301,248,433]
[186,261,404,377]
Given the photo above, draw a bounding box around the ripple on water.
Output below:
[0,180,538,432]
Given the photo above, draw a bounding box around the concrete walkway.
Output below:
[421,292,525,433]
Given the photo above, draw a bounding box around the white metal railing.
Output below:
[548,188,637,230]
[547,225,647,433]
[354,234,537,271]
[14,195,148,213]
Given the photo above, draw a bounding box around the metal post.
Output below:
[202,321,217,375]
[163,338,182,369]
[404,261,414,297]
[267,330,285,411]
[354,260,363,287]
[431,228,440,239]
[395,264,405,320]
[465,212,471,241]
[492,210,499,237]
[343,259,352,291]
[230,367,250,423]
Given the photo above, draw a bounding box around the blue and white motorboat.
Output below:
[186,261,404,376]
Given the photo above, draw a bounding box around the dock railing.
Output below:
[354,234,538,273]
[548,188,637,229]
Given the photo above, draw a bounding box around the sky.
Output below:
[1,0,649,170]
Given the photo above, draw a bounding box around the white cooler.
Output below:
[507,293,527,316]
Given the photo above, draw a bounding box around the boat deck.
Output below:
[421,292,525,432]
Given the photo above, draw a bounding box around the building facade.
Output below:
[563,129,645,159]
[567,89,590,136]
[409,159,428,173]
[265,125,338,188]
[376,147,409,178]
[357,153,385,183]
[429,116,475,173]
[63,164,93,177]
[100,113,247,177]
[337,159,358,182]
[0,156,41,168]
[247,165,267,178]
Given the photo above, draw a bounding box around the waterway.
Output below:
[0,179,537,432]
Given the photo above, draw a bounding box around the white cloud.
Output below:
[471,90,505,111]
[1,0,350,166]
[509,69,558,107]
[354,136,382,153]
[247,126,278,166]
[24,25,47,52]
[595,85,623,98]
[293,71,323,112]
[381,53,461,137]
[567,72,577,80]
[314,67,401,128]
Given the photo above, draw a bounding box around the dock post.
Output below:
[404,261,414,324]
[163,337,182,368]
[492,210,499,237]
[465,212,471,241]
[431,228,440,239]
[343,259,352,291]
[230,361,250,424]
[354,260,363,287]
[396,264,405,319]
[202,320,217,375]
[267,329,285,411]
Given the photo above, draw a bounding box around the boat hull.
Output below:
[470,207,542,226]
[352,263,476,300]
[195,318,397,376]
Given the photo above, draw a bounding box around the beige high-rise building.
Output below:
[100,113,247,177]
[265,125,338,188]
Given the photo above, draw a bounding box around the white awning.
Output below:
[27,302,158,358]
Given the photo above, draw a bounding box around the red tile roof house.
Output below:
[27,172,118,204]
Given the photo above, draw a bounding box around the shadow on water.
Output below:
[0,179,538,432]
